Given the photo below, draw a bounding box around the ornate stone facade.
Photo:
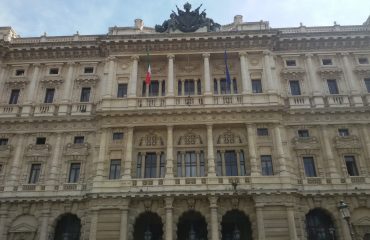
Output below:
[1,8,370,240]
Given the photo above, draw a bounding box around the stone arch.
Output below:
[133,211,163,240]
[221,209,252,240]
[7,214,38,240]
[177,210,208,240]
[305,208,337,240]
[52,213,81,240]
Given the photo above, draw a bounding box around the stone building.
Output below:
[1,3,370,240]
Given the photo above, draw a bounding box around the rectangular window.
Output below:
[117,83,128,98]
[29,164,41,184]
[49,68,59,75]
[113,132,124,140]
[161,81,166,96]
[68,163,81,183]
[322,59,333,65]
[149,81,159,96]
[220,79,230,94]
[144,152,157,178]
[344,156,359,176]
[338,128,349,137]
[225,150,238,176]
[84,67,94,74]
[298,129,310,138]
[185,151,197,177]
[289,80,301,95]
[303,157,317,177]
[44,88,55,103]
[239,150,247,176]
[15,69,25,76]
[286,60,296,67]
[233,78,238,93]
[9,89,20,104]
[177,152,182,177]
[36,137,46,145]
[359,57,369,65]
[252,79,262,93]
[257,128,269,136]
[178,80,182,96]
[74,136,84,144]
[0,138,8,146]
[261,155,273,176]
[184,80,195,96]
[213,79,218,94]
[197,79,202,95]
[80,87,91,102]
[109,159,121,179]
[364,78,370,93]
[327,79,339,94]
[199,151,205,177]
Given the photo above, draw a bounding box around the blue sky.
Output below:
[1,0,369,37]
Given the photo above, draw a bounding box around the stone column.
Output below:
[273,125,288,176]
[59,62,75,115]
[89,209,99,240]
[104,56,116,99]
[39,205,50,240]
[164,197,174,240]
[341,53,363,106]
[361,124,370,174]
[47,133,63,188]
[0,204,8,240]
[167,54,175,97]
[320,125,339,178]
[119,199,130,240]
[6,133,25,189]
[95,129,108,180]
[21,64,40,116]
[165,125,174,178]
[209,196,219,240]
[287,206,298,240]
[263,51,275,93]
[305,54,325,107]
[206,124,216,177]
[128,55,139,97]
[123,127,134,179]
[247,124,259,176]
[0,65,7,95]
[239,52,251,94]
[203,53,212,96]
[256,205,266,240]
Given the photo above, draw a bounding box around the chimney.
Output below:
[134,19,144,30]
[234,15,243,25]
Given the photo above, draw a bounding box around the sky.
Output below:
[1,0,369,37]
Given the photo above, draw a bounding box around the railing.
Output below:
[175,96,204,106]
[326,95,350,107]
[34,104,57,116]
[288,96,311,108]
[0,105,20,117]
[137,97,166,108]
[71,103,93,115]
[213,95,243,105]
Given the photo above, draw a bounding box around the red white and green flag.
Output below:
[145,49,151,86]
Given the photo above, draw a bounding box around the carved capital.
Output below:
[202,53,210,58]
[66,61,75,66]
[107,56,116,61]
[167,54,175,60]
[263,50,271,56]
[341,52,350,57]
[164,197,174,208]
[208,196,218,208]
[239,51,247,57]
[32,63,42,68]
[305,53,314,58]
[131,55,140,61]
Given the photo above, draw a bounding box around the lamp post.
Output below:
[338,200,355,240]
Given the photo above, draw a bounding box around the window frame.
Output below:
[358,57,369,65]
[327,79,339,95]
[83,66,94,74]
[252,79,263,94]
[261,155,274,176]
[9,89,20,104]
[285,59,297,67]
[338,128,349,137]
[48,67,60,75]
[364,78,370,93]
[0,138,9,146]
[29,163,41,184]
[73,136,85,144]
[298,129,310,138]
[303,156,317,177]
[109,159,121,179]
[44,88,55,104]
[68,163,81,183]
[113,132,124,141]
[80,87,91,102]
[344,155,359,176]
[289,80,302,96]
[36,137,46,145]
[257,128,269,137]
[117,83,128,98]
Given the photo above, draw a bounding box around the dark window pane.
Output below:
[184,79,195,95]
[257,128,269,136]
[359,57,369,64]
[84,67,94,74]
[15,69,25,76]
[220,79,229,94]
[327,79,339,94]
[306,209,337,240]
[338,128,349,137]
[74,136,84,144]
[252,79,262,93]
[36,137,46,145]
[145,152,157,178]
[345,156,359,176]
[149,81,159,96]
[185,151,197,177]
[161,81,166,96]
[322,59,333,65]
[80,87,91,102]
[113,132,124,140]
[142,81,147,96]
[225,150,238,176]
[364,78,370,93]
[109,159,121,179]
[239,150,246,176]
[117,83,128,98]
[197,79,202,95]
[286,60,296,66]
[0,138,8,146]
[49,68,59,75]
[289,80,301,95]
[9,89,20,104]
[178,80,182,96]
[303,157,317,177]
[213,79,218,94]
[233,78,238,93]
[136,154,142,178]
[44,88,55,103]
[298,130,309,138]
[68,163,81,183]
[29,164,41,184]
[216,151,222,176]
[261,155,273,176]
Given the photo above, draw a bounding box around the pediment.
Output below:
[9,222,37,233]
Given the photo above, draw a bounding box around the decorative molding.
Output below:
[25,144,51,157]
[75,74,99,86]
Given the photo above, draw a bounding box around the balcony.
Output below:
[137,97,166,108]
[71,102,93,115]
[326,95,350,107]
[34,104,57,116]
[213,95,243,105]
[287,96,311,109]
[174,96,204,106]
[0,105,21,117]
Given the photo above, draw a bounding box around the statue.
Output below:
[155,2,220,33]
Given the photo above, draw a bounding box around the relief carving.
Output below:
[25,144,51,157]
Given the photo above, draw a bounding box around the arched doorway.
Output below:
[221,210,252,240]
[306,208,337,240]
[54,214,81,240]
[177,210,207,240]
[364,233,370,240]
[133,211,163,240]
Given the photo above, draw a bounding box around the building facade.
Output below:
[1,4,370,240]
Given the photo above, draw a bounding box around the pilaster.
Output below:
[123,127,134,179]
[206,124,216,177]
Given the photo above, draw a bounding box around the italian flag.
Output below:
[145,49,151,85]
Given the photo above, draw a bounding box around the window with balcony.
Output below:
[83,67,94,74]
[9,89,20,104]
[0,138,8,145]
[44,88,55,103]
[15,69,25,76]
[261,155,273,176]
[344,156,359,176]
[176,151,205,177]
[298,129,310,138]
[73,136,84,144]
[117,83,128,98]
[213,78,237,95]
[68,163,81,183]
[364,78,370,93]
[322,59,333,66]
[257,128,269,136]
[216,150,246,176]
[113,132,124,140]
[36,137,46,145]
[286,60,296,67]
[327,79,339,94]
[29,164,41,184]
[252,79,262,93]
[142,80,162,97]
[359,57,369,65]
[289,80,301,96]
[49,68,59,75]
[338,128,349,137]
[136,152,165,178]
[303,156,317,177]
[80,87,91,102]
[109,159,121,179]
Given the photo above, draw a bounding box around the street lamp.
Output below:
[338,200,355,240]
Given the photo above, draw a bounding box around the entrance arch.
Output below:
[177,210,207,240]
[221,210,252,240]
[54,213,81,240]
[306,208,337,240]
[133,211,163,240]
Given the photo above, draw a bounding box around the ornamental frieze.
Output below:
[25,143,51,157]
[64,143,90,157]
[292,136,320,150]
[333,135,362,149]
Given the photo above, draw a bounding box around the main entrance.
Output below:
[54,214,81,240]
[177,210,208,240]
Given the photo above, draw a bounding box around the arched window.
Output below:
[133,212,163,240]
[54,214,81,240]
[177,210,207,240]
[221,210,252,240]
[306,208,336,240]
